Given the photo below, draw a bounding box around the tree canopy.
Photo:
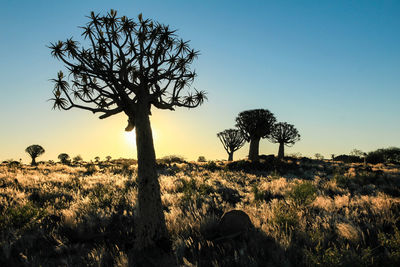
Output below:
[268,122,300,146]
[235,109,276,161]
[25,145,45,165]
[49,9,206,131]
[269,122,300,159]
[58,153,70,164]
[235,109,276,141]
[217,129,245,161]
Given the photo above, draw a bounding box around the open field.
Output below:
[1,158,400,266]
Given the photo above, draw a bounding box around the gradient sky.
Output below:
[1,0,399,163]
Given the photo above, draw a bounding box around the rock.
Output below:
[217,210,253,237]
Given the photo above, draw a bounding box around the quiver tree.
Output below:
[58,153,70,164]
[25,145,45,166]
[217,129,245,161]
[49,10,206,249]
[235,109,276,161]
[268,122,300,159]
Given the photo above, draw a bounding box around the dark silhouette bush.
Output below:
[158,155,186,165]
[334,154,363,163]
[366,147,400,164]
[203,161,221,172]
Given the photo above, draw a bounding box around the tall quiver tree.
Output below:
[268,122,300,159]
[217,129,245,161]
[235,109,276,161]
[25,145,45,166]
[49,10,206,249]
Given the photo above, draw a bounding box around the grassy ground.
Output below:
[1,158,399,266]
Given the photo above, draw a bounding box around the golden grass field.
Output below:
[1,158,400,266]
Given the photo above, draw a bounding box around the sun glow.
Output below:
[124,131,136,147]
[123,128,159,148]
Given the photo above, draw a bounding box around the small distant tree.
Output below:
[314,153,324,160]
[25,145,45,166]
[289,152,302,159]
[268,122,300,159]
[217,129,246,161]
[106,155,112,162]
[197,156,206,162]
[58,153,70,164]
[94,156,100,162]
[49,10,206,249]
[350,149,365,158]
[350,149,367,164]
[235,109,276,161]
[73,155,83,164]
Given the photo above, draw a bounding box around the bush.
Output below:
[366,147,400,164]
[378,226,400,264]
[272,201,298,229]
[203,161,220,171]
[84,163,97,176]
[334,173,351,188]
[111,161,134,177]
[0,202,46,229]
[176,178,213,202]
[333,154,363,163]
[159,155,186,165]
[287,182,317,206]
[8,161,20,168]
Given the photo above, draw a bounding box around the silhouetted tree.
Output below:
[73,155,83,164]
[314,153,324,160]
[58,153,70,164]
[49,10,206,249]
[106,155,112,162]
[366,147,400,164]
[235,109,276,161]
[25,145,45,166]
[94,156,100,162]
[268,122,300,159]
[197,156,206,162]
[217,129,245,161]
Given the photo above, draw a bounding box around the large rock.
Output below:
[217,210,253,237]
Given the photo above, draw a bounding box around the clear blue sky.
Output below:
[1,0,399,162]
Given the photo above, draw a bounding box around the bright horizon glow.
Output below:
[124,131,136,147]
[0,1,399,163]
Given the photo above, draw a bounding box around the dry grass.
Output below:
[0,159,399,266]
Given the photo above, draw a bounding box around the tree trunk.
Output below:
[248,137,260,161]
[228,151,233,161]
[31,157,37,166]
[278,142,285,159]
[134,110,169,250]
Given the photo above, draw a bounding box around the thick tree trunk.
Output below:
[31,157,37,166]
[228,151,234,161]
[278,142,285,159]
[134,110,169,250]
[248,137,260,161]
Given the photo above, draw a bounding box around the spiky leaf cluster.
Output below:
[25,145,45,158]
[49,10,206,121]
[235,109,276,141]
[268,122,300,146]
[217,129,246,154]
